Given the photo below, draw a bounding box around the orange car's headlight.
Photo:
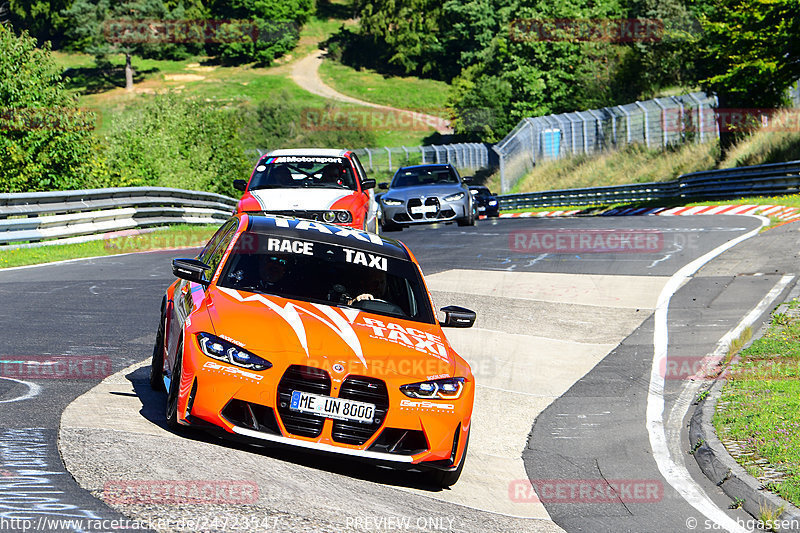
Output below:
[197,333,272,371]
[400,377,465,400]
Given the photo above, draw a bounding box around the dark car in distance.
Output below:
[469,186,499,217]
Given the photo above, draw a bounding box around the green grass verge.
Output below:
[56,50,435,147]
[0,225,217,269]
[318,59,450,117]
[714,303,800,506]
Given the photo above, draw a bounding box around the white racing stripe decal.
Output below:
[648,215,769,533]
[218,287,365,366]
[249,189,351,211]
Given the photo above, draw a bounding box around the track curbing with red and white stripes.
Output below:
[497,204,800,222]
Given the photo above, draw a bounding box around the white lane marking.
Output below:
[0,376,42,403]
[648,215,769,533]
[667,274,795,483]
[526,253,549,266]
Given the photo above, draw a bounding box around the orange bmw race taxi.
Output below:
[151,213,476,486]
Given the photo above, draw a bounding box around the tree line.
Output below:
[328,0,799,144]
[6,0,314,75]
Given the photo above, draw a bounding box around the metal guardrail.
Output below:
[497,160,800,210]
[0,187,237,247]
[2,159,797,247]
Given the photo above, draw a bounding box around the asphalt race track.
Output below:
[1,214,798,533]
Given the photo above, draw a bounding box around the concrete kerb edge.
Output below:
[689,283,800,531]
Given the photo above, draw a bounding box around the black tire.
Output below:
[430,429,470,488]
[382,219,401,232]
[165,344,184,430]
[149,316,165,392]
[457,205,476,227]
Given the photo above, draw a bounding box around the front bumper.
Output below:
[382,197,469,225]
[176,342,472,469]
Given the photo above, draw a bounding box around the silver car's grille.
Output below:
[407,197,440,220]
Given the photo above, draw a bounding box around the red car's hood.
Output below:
[205,287,455,380]
[248,188,356,211]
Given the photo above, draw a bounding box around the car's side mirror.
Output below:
[361,179,376,189]
[378,182,389,190]
[462,176,473,184]
[233,179,248,192]
[172,258,211,286]
[439,305,476,328]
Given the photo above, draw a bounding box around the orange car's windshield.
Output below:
[217,232,435,324]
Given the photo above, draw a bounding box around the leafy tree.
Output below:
[0,24,106,192]
[438,0,517,80]
[611,0,702,101]
[206,0,314,65]
[354,0,443,76]
[104,94,251,196]
[237,95,377,151]
[694,0,800,118]
[449,0,627,140]
[6,0,75,46]
[62,0,205,89]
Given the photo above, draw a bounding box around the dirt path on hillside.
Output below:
[291,49,453,135]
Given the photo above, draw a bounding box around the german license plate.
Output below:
[411,205,437,214]
[290,391,375,423]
